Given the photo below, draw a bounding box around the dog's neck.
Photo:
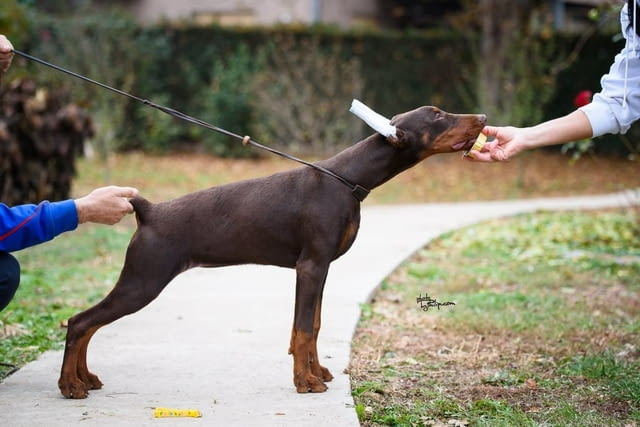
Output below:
[316,134,422,191]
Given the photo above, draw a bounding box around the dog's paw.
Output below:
[320,366,334,382]
[311,363,334,383]
[58,377,90,399]
[80,371,103,390]
[294,374,328,393]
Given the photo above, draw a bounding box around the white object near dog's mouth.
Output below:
[349,99,397,138]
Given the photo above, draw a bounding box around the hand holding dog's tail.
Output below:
[130,196,152,225]
[75,186,138,225]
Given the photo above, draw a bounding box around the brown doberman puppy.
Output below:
[57,106,486,398]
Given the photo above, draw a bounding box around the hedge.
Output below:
[9,10,634,157]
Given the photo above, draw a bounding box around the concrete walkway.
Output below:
[1,190,638,426]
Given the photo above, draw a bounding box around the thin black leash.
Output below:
[11,49,370,202]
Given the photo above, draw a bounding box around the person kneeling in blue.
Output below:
[0,35,138,311]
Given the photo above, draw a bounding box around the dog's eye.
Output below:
[433,111,444,121]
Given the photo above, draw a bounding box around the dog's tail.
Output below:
[130,196,152,226]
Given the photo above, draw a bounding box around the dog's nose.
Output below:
[478,114,487,125]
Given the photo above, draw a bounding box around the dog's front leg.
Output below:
[289,258,330,393]
[309,294,333,382]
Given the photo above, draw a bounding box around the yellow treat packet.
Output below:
[463,133,487,158]
[153,407,202,418]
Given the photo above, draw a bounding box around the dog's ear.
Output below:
[386,128,407,148]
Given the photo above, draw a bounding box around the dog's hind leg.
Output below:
[58,232,186,399]
[289,257,330,393]
[74,326,102,390]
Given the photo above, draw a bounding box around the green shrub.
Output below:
[250,34,365,154]
[197,43,260,157]
[24,10,171,154]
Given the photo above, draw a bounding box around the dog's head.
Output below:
[388,106,486,158]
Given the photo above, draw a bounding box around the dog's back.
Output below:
[127,169,360,269]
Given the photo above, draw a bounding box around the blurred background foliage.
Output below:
[0,0,636,158]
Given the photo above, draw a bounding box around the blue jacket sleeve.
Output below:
[0,200,79,252]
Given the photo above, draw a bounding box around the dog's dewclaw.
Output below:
[153,407,202,418]
[463,133,487,158]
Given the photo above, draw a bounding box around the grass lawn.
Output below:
[350,209,640,426]
[0,149,639,426]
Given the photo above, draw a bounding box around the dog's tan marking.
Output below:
[290,329,328,393]
[336,221,358,257]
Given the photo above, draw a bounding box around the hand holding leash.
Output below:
[0,35,14,72]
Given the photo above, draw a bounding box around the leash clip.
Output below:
[352,185,370,202]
